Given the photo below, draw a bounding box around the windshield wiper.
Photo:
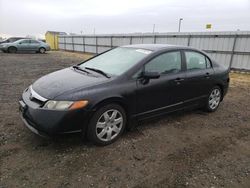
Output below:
[85,67,111,78]
[72,65,90,74]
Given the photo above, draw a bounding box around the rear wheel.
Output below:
[8,46,17,53]
[204,86,222,112]
[39,47,46,53]
[87,104,126,146]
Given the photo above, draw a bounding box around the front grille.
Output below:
[28,86,47,106]
[30,97,44,106]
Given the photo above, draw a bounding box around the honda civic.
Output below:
[19,44,229,145]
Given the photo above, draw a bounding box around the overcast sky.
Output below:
[0,0,250,38]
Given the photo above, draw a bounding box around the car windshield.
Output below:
[79,47,152,76]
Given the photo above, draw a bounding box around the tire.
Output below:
[87,104,126,146]
[204,86,222,112]
[8,46,17,53]
[39,47,46,54]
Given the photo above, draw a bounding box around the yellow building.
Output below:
[45,31,66,50]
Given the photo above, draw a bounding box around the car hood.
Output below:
[32,67,109,99]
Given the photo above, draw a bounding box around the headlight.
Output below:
[43,100,88,110]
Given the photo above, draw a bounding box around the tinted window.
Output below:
[145,51,182,74]
[185,51,206,70]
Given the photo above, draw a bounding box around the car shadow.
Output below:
[28,108,209,150]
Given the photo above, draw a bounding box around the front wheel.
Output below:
[8,46,17,53]
[87,104,126,146]
[204,86,222,112]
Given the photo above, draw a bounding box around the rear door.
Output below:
[29,40,40,51]
[183,50,214,102]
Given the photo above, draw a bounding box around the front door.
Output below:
[17,39,31,51]
[135,50,186,118]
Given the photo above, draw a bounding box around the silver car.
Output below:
[0,39,50,53]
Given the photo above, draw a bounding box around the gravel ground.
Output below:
[0,51,250,188]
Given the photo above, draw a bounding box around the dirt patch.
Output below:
[0,51,250,188]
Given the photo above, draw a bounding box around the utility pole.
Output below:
[178,18,183,32]
[152,24,155,34]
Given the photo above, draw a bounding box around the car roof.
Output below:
[122,44,190,51]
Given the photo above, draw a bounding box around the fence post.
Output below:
[187,35,191,46]
[130,36,132,44]
[229,34,238,69]
[83,36,85,53]
[96,36,98,54]
[111,36,113,48]
[64,36,66,50]
[72,36,74,52]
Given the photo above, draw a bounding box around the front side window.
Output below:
[79,47,151,76]
[185,51,207,70]
[19,40,30,44]
[145,51,182,74]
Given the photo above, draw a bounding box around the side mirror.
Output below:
[139,71,160,85]
[143,71,160,79]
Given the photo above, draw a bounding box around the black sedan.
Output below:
[19,44,230,145]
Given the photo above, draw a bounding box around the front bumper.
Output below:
[20,110,49,138]
[19,88,91,136]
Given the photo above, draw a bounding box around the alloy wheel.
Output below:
[208,88,221,110]
[96,109,123,142]
[39,48,45,53]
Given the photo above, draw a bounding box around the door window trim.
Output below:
[132,49,185,79]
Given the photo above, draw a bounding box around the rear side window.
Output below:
[185,51,207,70]
[145,51,182,74]
[30,40,39,44]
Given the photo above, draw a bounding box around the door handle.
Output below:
[204,72,210,79]
[174,78,184,82]
[174,78,184,84]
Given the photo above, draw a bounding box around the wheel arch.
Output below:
[7,46,17,52]
[215,83,224,101]
[38,47,46,53]
[90,96,135,130]
[92,97,129,116]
